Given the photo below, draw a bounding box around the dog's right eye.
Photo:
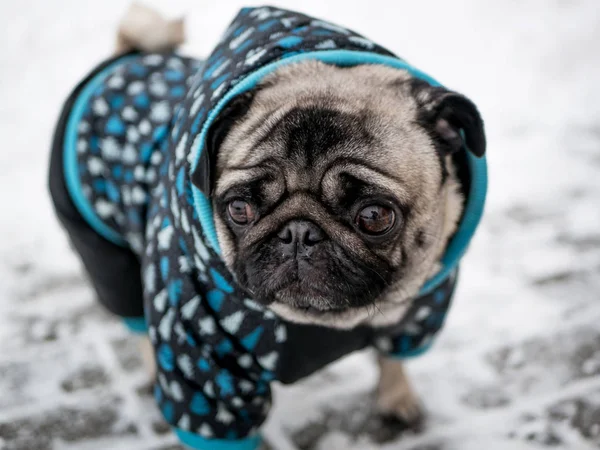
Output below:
[228,199,255,225]
[355,205,396,236]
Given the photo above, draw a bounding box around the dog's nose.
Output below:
[277,220,325,257]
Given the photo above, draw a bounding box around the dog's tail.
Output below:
[115,2,185,55]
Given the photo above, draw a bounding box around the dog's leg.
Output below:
[115,2,185,55]
[138,335,157,381]
[376,356,424,429]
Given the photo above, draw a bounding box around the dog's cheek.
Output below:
[237,239,281,296]
[384,202,443,284]
[326,243,393,304]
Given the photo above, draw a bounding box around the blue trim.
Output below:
[122,317,148,334]
[175,429,261,450]
[64,57,137,247]
[389,341,434,359]
[192,189,221,252]
[189,49,487,288]
[420,153,487,295]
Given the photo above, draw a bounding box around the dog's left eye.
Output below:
[355,205,395,235]
[228,199,255,225]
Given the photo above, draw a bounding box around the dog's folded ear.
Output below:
[191,91,256,196]
[410,79,486,157]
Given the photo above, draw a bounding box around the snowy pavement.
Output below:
[1,0,599,449]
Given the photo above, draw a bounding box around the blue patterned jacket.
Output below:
[59,6,487,450]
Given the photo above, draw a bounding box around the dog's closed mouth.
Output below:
[267,274,384,316]
[282,292,354,315]
[293,303,348,314]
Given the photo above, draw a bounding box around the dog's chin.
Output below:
[261,284,371,328]
[268,291,416,329]
[274,283,351,314]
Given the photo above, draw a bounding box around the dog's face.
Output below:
[204,61,485,328]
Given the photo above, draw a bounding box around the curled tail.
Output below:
[115,2,185,54]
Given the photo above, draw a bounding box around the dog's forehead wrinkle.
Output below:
[219,64,426,178]
[218,100,299,169]
[283,167,314,193]
[321,161,412,204]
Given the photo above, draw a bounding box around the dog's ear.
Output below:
[410,79,486,157]
[192,91,256,196]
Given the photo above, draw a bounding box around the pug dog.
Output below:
[210,58,483,424]
[49,4,486,449]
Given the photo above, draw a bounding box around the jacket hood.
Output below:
[168,5,487,295]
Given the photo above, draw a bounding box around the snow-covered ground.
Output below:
[1,0,599,449]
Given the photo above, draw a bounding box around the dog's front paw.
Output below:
[376,385,424,431]
[376,357,425,431]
